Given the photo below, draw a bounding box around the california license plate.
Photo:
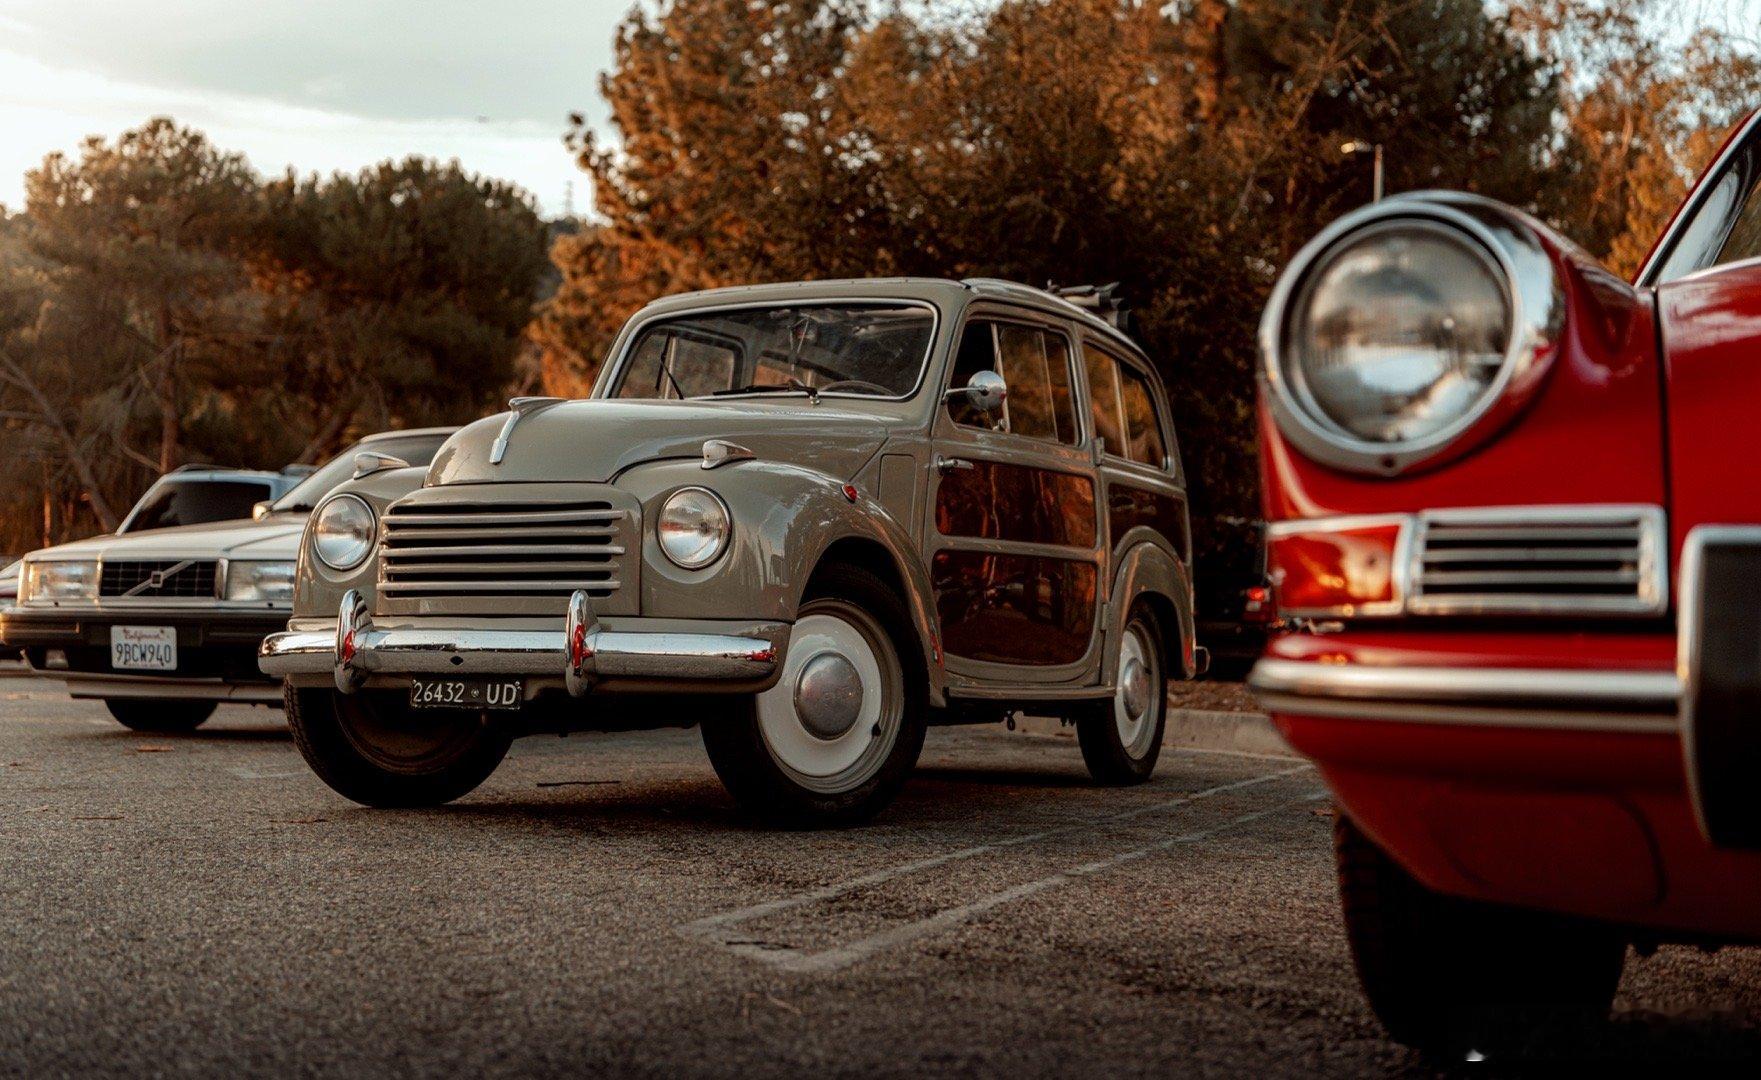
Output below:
[409,676,523,711]
[111,626,177,671]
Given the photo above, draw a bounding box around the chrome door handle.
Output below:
[936,456,976,474]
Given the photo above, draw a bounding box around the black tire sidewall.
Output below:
[701,563,927,826]
[1077,606,1167,785]
[104,698,216,732]
[285,684,511,808]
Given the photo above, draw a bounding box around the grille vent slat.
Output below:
[378,497,634,610]
[99,560,218,599]
[1408,508,1663,615]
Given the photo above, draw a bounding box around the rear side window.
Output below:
[946,320,1078,444]
[1085,342,1170,469]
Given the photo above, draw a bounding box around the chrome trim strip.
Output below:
[1675,524,1761,845]
[261,623,783,683]
[1249,657,1680,733]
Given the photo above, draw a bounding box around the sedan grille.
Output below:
[1407,506,1666,616]
[99,560,218,599]
[376,487,640,617]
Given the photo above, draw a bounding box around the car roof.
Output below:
[154,468,287,483]
[630,277,1147,360]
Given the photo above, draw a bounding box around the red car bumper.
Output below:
[1251,630,1761,943]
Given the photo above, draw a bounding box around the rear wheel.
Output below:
[285,685,511,808]
[104,699,215,733]
[1336,812,1626,1057]
[701,563,926,826]
[1076,608,1167,784]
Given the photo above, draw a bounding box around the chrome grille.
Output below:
[376,487,639,617]
[1408,506,1666,616]
[99,560,218,599]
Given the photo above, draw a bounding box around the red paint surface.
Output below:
[1660,258,1761,553]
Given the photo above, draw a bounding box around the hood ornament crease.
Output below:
[490,396,567,465]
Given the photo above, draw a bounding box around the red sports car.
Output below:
[1250,109,1761,1052]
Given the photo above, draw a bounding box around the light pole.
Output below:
[1341,140,1384,203]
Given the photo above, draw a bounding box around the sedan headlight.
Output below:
[312,495,376,571]
[657,487,731,569]
[23,560,97,602]
[224,560,296,602]
[1262,199,1561,476]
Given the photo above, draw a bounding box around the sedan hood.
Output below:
[25,513,306,562]
[428,399,892,485]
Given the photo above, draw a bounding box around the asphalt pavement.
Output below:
[2,678,1759,1077]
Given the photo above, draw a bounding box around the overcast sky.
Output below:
[0,0,628,216]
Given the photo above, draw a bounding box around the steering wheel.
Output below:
[817,380,894,397]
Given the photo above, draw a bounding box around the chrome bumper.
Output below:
[1249,657,1681,734]
[259,589,785,695]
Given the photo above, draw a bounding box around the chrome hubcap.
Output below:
[1120,656,1151,721]
[793,650,864,739]
[1113,624,1159,759]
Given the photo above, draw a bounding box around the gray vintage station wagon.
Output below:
[261,278,1196,824]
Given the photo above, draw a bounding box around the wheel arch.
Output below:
[799,523,946,708]
[1107,541,1195,682]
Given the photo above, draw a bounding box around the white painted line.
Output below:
[711,790,1327,974]
[679,764,1313,953]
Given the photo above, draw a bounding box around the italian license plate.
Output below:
[409,676,523,711]
[111,626,177,671]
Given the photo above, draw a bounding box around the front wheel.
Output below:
[1336,812,1626,1056]
[104,699,216,733]
[285,685,511,808]
[1076,608,1167,784]
[701,564,926,826]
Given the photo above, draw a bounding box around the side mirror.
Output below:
[251,501,273,522]
[946,369,1007,416]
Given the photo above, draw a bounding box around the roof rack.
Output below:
[1049,282,1132,333]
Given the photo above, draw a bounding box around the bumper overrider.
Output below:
[259,589,788,696]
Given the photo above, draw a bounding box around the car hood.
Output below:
[428,399,894,485]
[25,513,307,562]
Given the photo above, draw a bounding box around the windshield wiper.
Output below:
[710,377,819,402]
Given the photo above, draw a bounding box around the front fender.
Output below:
[290,466,430,621]
[1108,541,1195,680]
[618,458,944,705]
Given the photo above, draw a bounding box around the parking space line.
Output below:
[678,763,1313,960]
[703,790,1327,974]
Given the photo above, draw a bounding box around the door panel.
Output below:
[927,312,1104,678]
[936,461,1096,547]
[931,552,1097,666]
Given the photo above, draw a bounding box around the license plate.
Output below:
[111,626,177,671]
[409,677,523,711]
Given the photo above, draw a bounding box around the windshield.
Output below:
[272,432,450,512]
[121,479,274,533]
[610,303,935,401]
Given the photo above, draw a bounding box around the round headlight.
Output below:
[657,487,730,569]
[1283,219,1512,446]
[313,494,376,571]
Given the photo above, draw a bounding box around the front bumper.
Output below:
[1,605,287,702]
[260,589,787,696]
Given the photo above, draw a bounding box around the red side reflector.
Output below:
[1268,519,1405,617]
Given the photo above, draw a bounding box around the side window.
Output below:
[1118,365,1169,468]
[1656,133,1761,283]
[1083,344,1125,455]
[946,319,1079,444]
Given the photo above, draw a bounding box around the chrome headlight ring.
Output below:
[312,494,377,571]
[1259,194,1565,477]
